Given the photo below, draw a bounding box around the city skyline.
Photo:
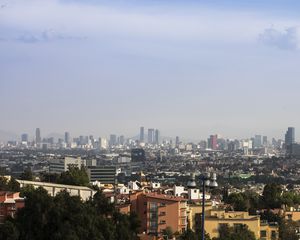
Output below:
[1,0,300,140]
[1,126,296,143]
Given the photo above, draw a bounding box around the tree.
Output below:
[179,228,197,240]
[162,226,173,240]
[0,219,19,240]
[261,183,282,209]
[57,166,89,186]
[213,224,256,240]
[19,169,34,181]
[226,193,249,211]
[0,177,20,192]
[279,220,299,240]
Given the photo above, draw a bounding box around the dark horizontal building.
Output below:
[131,148,146,162]
[86,166,116,184]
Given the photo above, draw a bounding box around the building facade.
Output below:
[130,192,187,236]
[0,191,25,223]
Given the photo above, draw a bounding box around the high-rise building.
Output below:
[140,127,144,142]
[285,127,295,147]
[35,128,41,144]
[148,128,155,144]
[21,133,28,142]
[109,134,117,146]
[253,135,262,148]
[175,136,180,146]
[64,132,70,144]
[119,135,125,145]
[99,137,108,149]
[263,136,268,146]
[154,129,160,144]
[209,135,218,150]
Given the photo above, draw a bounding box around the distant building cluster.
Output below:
[3,127,299,158]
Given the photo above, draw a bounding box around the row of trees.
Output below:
[225,183,300,212]
[20,165,90,187]
[0,187,141,240]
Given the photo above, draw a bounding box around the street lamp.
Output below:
[200,173,218,240]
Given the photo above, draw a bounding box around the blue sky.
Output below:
[1,0,300,141]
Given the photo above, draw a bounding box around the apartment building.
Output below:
[130,191,187,236]
[196,209,279,240]
[0,191,25,223]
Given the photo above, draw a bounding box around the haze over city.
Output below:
[1,0,300,140]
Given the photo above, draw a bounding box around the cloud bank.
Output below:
[259,26,300,50]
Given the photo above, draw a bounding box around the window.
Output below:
[150,202,158,211]
[271,230,277,239]
[260,230,267,238]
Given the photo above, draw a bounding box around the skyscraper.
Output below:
[209,135,218,150]
[253,135,262,148]
[175,136,180,146]
[35,128,41,144]
[285,127,295,147]
[21,133,28,142]
[65,132,70,144]
[263,136,268,146]
[119,135,125,145]
[140,127,144,142]
[154,129,160,144]
[148,128,155,144]
[110,134,117,146]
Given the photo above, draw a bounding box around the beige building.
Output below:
[17,180,95,201]
[188,206,278,240]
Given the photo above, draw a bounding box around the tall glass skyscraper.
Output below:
[285,127,295,147]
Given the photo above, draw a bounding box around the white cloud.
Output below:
[1,0,297,44]
[259,26,300,50]
[16,29,86,43]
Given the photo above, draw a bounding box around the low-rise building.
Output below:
[203,209,278,240]
[0,191,25,223]
[17,180,95,201]
[49,156,84,173]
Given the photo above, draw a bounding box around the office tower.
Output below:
[209,135,218,150]
[140,127,144,142]
[119,135,125,145]
[253,135,262,148]
[21,133,28,142]
[263,136,268,146]
[109,134,117,146]
[285,127,295,147]
[99,137,108,149]
[154,129,160,144]
[148,128,155,144]
[86,166,116,184]
[65,132,70,144]
[35,128,41,143]
[175,136,180,146]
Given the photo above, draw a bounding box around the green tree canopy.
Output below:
[213,224,256,240]
[0,187,140,240]
[57,165,89,186]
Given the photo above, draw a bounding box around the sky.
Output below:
[1,0,300,141]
